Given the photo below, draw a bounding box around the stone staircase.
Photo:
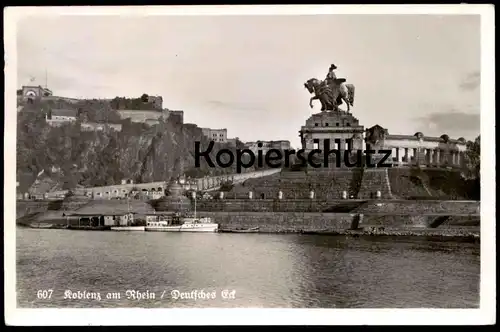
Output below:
[357,168,394,199]
[229,167,392,200]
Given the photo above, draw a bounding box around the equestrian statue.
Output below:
[304,64,355,113]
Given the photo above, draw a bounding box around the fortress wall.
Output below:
[117,110,168,123]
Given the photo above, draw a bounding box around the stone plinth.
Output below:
[299,110,365,154]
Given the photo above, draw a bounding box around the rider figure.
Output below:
[325,63,346,108]
[325,64,338,86]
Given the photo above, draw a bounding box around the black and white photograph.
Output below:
[4,5,495,326]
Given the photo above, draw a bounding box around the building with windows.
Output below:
[201,128,228,143]
[80,122,123,132]
[45,109,78,126]
[244,140,292,154]
[69,212,135,227]
[21,85,53,100]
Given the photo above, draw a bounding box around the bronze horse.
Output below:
[304,78,355,112]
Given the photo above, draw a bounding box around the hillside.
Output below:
[387,168,480,200]
[16,98,255,191]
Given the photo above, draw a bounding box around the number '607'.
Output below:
[37,289,53,299]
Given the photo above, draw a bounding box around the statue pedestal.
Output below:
[363,152,392,168]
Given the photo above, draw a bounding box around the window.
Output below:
[346,123,350,127]
[325,123,329,127]
[315,123,319,127]
[336,123,339,127]
[313,139,320,150]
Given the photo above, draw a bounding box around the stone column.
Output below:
[404,148,409,164]
[413,148,418,165]
[338,138,345,151]
[428,148,433,166]
[338,139,345,168]
[435,149,441,167]
[397,147,403,165]
[347,139,353,151]
[456,151,461,167]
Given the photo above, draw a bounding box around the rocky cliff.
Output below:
[16,99,254,191]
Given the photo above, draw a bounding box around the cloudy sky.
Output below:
[17,14,480,147]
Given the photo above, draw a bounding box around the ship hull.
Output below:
[110,226,145,231]
[145,223,218,232]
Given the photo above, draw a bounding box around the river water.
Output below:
[16,228,480,308]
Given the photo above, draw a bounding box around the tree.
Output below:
[464,135,480,179]
[141,94,149,102]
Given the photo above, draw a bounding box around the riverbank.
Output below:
[16,199,480,240]
[16,223,479,243]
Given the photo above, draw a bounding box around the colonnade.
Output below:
[391,147,465,168]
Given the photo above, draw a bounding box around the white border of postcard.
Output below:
[4,5,496,326]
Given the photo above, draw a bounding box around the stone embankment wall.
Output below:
[198,211,479,234]
[16,199,91,218]
[351,200,479,215]
[16,199,479,235]
[194,199,479,214]
[17,198,480,218]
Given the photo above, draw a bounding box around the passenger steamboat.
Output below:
[145,192,218,232]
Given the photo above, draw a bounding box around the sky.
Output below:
[17,14,481,148]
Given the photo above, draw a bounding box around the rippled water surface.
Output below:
[16,228,480,308]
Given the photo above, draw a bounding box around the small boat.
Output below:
[67,225,111,231]
[29,223,53,229]
[219,227,259,233]
[110,226,145,231]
